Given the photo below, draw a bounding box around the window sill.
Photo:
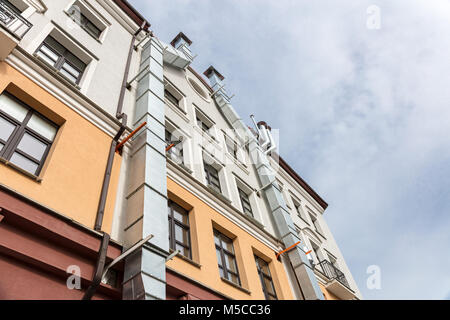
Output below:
[0,157,42,183]
[166,157,193,175]
[206,186,232,204]
[220,277,251,295]
[316,230,327,240]
[298,216,311,226]
[240,212,265,230]
[168,249,201,269]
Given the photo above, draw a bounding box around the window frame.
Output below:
[214,230,241,286]
[0,93,58,176]
[164,89,180,109]
[68,5,103,40]
[167,200,192,259]
[204,162,221,193]
[238,187,253,217]
[35,36,86,85]
[254,255,278,300]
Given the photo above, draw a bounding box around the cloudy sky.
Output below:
[130,0,450,299]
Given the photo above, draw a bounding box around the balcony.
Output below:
[318,260,356,300]
[0,0,32,60]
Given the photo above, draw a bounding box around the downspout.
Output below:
[85,21,148,300]
[116,21,149,119]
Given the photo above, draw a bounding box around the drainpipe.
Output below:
[94,114,127,231]
[116,21,149,119]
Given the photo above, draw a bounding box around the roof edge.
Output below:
[275,154,328,210]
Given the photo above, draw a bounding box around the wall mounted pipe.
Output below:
[82,232,110,300]
[265,129,277,155]
[116,21,148,119]
[259,125,270,150]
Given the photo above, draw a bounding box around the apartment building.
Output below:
[0,0,146,299]
[0,0,360,300]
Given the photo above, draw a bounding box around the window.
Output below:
[204,162,221,193]
[68,5,102,39]
[310,241,322,264]
[0,93,58,176]
[35,36,87,84]
[167,200,191,259]
[225,135,238,159]
[238,188,253,217]
[197,117,211,134]
[165,129,184,165]
[309,213,324,235]
[293,199,307,222]
[214,230,240,286]
[255,256,277,300]
[165,89,180,108]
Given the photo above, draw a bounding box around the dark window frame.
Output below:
[238,187,253,217]
[35,36,86,85]
[168,200,192,259]
[164,89,180,108]
[204,162,221,193]
[0,93,58,176]
[68,5,103,40]
[254,255,278,300]
[214,230,241,286]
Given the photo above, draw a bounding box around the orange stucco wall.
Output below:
[0,62,121,233]
[166,177,294,300]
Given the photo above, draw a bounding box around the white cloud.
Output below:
[130,0,450,299]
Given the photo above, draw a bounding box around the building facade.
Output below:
[0,0,361,300]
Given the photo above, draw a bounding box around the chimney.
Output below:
[170,32,193,56]
[203,65,225,90]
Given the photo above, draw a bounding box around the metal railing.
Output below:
[0,0,32,40]
[318,260,351,289]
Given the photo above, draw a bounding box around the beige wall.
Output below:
[0,62,121,233]
[166,177,294,300]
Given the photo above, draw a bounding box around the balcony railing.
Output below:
[318,260,351,289]
[0,0,32,40]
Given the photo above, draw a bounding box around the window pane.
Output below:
[59,68,79,83]
[224,254,238,273]
[10,152,39,174]
[174,224,189,244]
[172,207,188,224]
[0,116,16,142]
[218,266,224,278]
[228,273,240,285]
[216,248,223,266]
[44,36,66,56]
[0,94,28,122]
[264,277,276,296]
[222,238,234,253]
[214,233,221,246]
[27,114,57,141]
[175,243,189,257]
[0,142,4,152]
[17,133,48,160]
[38,45,59,63]
[36,51,59,67]
[61,62,81,78]
[86,22,101,38]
